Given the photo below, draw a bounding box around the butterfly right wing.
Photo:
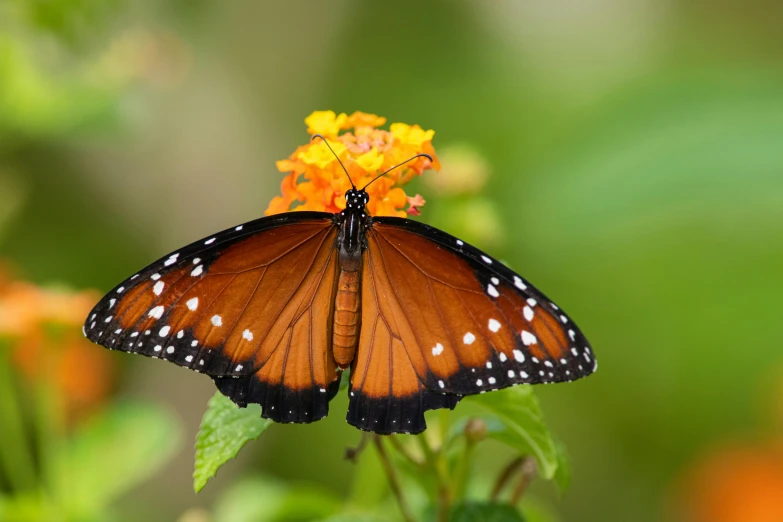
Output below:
[84,212,343,423]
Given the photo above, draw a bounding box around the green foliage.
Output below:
[0,397,181,522]
[55,402,182,517]
[211,475,342,522]
[193,392,272,492]
[467,386,569,487]
[449,502,525,522]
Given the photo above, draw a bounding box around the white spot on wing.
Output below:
[507,370,515,378]
[204,238,216,245]
[108,299,116,309]
[514,276,527,290]
[166,346,175,354]
[523,306,534,321]
[560,314,568,324]
[521,330,537,346]
[456,240,464,246]
[526,298,537,307]
[235,225,243,231]
[211,315,222,327]
[153,281,165,296]
[499,352,508,362]
[488,319,501,332]
[149,306,164,319]
[476,379,483,386]
[153,345,162,352]
[491,277,500,285]
[481,255,492,264]
[185,355,193,363]
[242,329,254,341]
[191,265,204,277]
[513,349,525,362]
[487,284,499,298]
[438,380,445,389]
[432,343,444,356]
[568,329,576,341]
[159,326,170,337]
[235,364,243,372]
[151,273,161,280]
[117,286,125,293]
[164,254,179,266]
[463,332,476,345]
[186,297,199,310]
[488,377,496,385]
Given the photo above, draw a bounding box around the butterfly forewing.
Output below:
[84,212,344,422]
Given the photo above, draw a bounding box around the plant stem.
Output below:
[417,433,451,522]
[510,457,537,505]
[452,438,476,502]
[0,348,37,491]
[491,457,524,501]
[374,436,416,522]
[387,436,425,468]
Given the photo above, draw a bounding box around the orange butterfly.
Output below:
[84,137,596,434]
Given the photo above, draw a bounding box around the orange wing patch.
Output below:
[85,215,343,423]
[348,220,594,429]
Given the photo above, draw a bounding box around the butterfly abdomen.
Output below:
[333,268,361,368]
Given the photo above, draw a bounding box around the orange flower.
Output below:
[266,110,440,217]
[673,442,783,522]
[0,269,114,421]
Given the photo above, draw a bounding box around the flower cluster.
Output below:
[0,266,114,420]
[266,111,440,217]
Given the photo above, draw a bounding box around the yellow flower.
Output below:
[390,122,435,147]
[267,110,440,217]
[298,139,347,169]
[355,147,384,173]
[305,110,348,138]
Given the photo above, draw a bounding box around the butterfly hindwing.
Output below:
[84,212,343,423]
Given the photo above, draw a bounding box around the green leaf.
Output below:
[466,387,559,481]
[552,440,571,493]
[212,476,341,522]
[55,402,182,517]
[449,502,525,522]
[193,392,272,493]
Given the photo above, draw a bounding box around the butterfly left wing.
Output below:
[84,212,343,423]
[347,217,595,434]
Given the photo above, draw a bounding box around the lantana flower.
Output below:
[266,110,440,218]
[0,266,114,421]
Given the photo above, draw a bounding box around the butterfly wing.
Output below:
[84,212,343,423]
[347,217,595,434]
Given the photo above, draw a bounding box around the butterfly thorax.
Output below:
[332,189,370,368]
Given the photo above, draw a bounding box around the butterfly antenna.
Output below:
[360,153,433,190]
[311,133,355,189]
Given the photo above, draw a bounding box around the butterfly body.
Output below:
[84,189,596,435]
[332,189,370,367]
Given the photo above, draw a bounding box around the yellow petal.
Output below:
[305,110,348,138]
[355,147,384,173]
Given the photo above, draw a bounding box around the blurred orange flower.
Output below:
[0,268,114,421]
[674,442,783,522]
[266,110,440,218]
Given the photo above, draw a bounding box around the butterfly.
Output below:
[83,136,596,435]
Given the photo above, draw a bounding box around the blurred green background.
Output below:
[2,1,783,521]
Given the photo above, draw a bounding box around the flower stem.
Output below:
[0,347,37,491]
[417,433,451,522]
[374,436,416,522]
[387,436,425,468]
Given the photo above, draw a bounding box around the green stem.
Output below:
[387,436,425,468]
[374,436,416,522]
[36,378,65,517]
[452,439,476,502]
[417,433,451,522]
[0,347,37,491]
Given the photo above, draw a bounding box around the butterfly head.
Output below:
[344,189,369,211]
